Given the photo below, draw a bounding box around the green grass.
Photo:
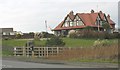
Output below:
[63,38,118,47]
[34,40,46,46]
[2,39,46,47]
[2,39,28,47]
[63,38,96,47]
[0,40,2,45]
[2,38,118,47]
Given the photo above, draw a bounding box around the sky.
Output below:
[0,0,119,33]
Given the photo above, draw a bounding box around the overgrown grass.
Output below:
[48,44,118,63]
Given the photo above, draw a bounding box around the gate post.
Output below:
[32,51,34,58]
[14,47,16,56]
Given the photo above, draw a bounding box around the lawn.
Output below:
[2,39,28,47]
[63,38,96,47]
[2,39,46,47]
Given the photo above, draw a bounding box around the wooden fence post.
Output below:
[14,47,16,56]
[57,47,59,54]
[32,51,34,58]
[23,46,26,56]
[46,47,48,57]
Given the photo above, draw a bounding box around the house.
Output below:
[52,10,115,36]
[0,28,16,35]
[0,28,34,39]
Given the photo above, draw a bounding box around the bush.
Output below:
[45,37,65,47]
[69,30,118,39]
[93,39,110,47]
[41,32,55,38]
[15,34,22,39]
[4,37,10,40]
[69,32,78,38]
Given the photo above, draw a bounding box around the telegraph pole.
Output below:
[97,4,100,32]
[45,20,48,40]
[45,20,47,33]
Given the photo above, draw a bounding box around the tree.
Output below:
[15,34,22,39]
[45,37,65,47]
[102,21,110,32]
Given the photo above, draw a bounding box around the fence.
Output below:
[14,47,69,57]
[14,45,118,59]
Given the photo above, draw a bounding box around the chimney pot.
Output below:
[91,9,94,13]
[69,10,74,15]
[107,14,110,18]
[99,11,102,13]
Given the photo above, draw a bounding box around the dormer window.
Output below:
[64,21,69,27]
[76,20,79,26]
[70,21,74,26]
[76,20,84,26]
[74,15,84,26]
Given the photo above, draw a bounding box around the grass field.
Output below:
[2,39,46,47]
[2,38,118,56]
[2,38,117,47]
[63,38,96,47]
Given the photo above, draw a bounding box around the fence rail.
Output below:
[14,47,68,57]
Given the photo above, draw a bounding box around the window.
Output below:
[74,15,84,26]
[64,21,69,27]
[100,21,103,26]
[3,32,6,35]
[76,21,79,26]
[76,20,83,26]
[74,21,77,26]
[70,22,74,26]
[79,21,84,26]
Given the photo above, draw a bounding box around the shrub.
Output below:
[45,37,65,47]
[4,37,10,40]
[69,30,118,39]
[15,34,22,39]
[40,32,55,38]
[68,32,78,38]
[68,30,77,38]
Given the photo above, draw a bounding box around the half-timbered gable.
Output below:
[74,15,84,26]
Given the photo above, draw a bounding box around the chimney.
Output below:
[107,14,110,18]
[69,10,74,15]
[99,11,102,14]
[91,9,94,13]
